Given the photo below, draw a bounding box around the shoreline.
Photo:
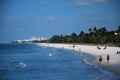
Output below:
[37,43,120,76]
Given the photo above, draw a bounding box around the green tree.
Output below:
[49,35,60,43]
[71,32,77,43]
[49,26,120,46]
[89,28,92,33]
[78,31,86,43]
[93,27,97,33]
[64,35,72,43]
[117,26,120,33]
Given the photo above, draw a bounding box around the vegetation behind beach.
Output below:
[49,26,120,46]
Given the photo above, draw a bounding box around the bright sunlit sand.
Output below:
[38,43,120,75]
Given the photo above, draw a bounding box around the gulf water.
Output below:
[0,44,120,80]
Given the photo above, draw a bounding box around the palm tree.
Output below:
[89,28,92,33]
[93,27,97,33]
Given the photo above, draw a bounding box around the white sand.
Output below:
[37,43,120,75]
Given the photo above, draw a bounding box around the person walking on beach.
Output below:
[99,55,102,64]
[107,54,110,63]
[73,45,75,48]
[103,45,107,49]
[97,45,101,50]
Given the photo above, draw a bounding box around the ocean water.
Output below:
[0,44,120,80]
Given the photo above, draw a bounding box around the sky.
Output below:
[0,0,120,43]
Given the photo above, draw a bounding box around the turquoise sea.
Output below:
[0,44,120,80]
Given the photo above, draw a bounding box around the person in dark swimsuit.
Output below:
[107,54,110,63]
[99,55,102,64]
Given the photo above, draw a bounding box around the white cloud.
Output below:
[93,0,107,3]
[42,15,56,23]
[73,0,107,7]
[1,16,17,24]
[4,16,14,21]
[75,1,91,6]
[46,16,55,21]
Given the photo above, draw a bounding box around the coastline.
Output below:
[37,43,120,76]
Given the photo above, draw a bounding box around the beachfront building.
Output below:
[11,37,48,43]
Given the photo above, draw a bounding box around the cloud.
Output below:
[1,16,15,24]
[93,0,107,3]
[75,1,91,6]
[73,0,107,7]
[42,15,56,23]
[46,16,55,21]
[4,16,14,21]
[39,4,49,8]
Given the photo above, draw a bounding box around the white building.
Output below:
[12,37,48,43]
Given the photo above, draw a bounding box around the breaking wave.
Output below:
[13,61,27,68]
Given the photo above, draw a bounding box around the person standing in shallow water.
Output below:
[99,55,102,64]
[107,54,110,63]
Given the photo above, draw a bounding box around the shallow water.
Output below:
[0,44,120,80]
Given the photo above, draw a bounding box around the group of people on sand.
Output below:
[97,44,107,50]
[99,54,110,64]
[117,51,120,54]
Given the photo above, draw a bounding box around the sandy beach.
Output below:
[38,43,120,76]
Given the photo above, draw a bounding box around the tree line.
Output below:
[49,26,120,46]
